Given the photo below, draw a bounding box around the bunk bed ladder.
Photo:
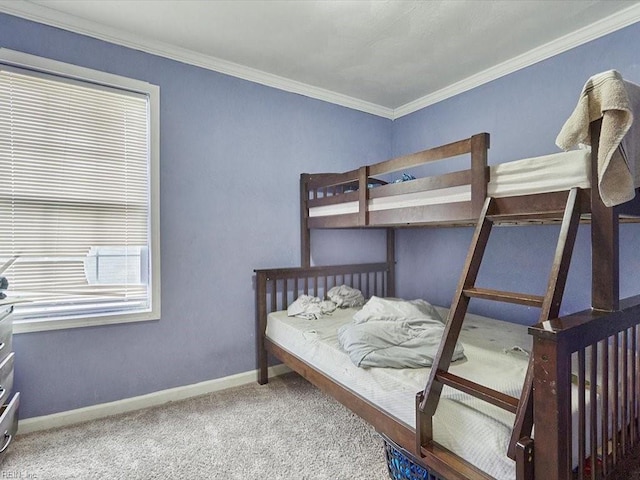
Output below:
[416,188,582,478]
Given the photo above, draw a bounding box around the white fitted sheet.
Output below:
[267,304,599,479]
[309,149,591,218]
[267,306,532,479]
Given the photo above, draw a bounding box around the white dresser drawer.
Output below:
[0,307,12,365]
[0,392,19,463]
[0,353,14,406]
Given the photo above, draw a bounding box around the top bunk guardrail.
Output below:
[301,133,490,229]
[301,121,640,230]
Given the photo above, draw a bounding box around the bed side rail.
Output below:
[301,133,490,228]
[254,262,390,384]
[528,294,640,480]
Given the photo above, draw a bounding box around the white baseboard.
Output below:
[17,364,291,435]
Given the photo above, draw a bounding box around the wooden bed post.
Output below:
[358,166,370,227]
[300,173,311,268]
[255,270,269,384]
[470,133,490,218]
[386,228,395,297]
[531,331,573,480]
[589,119,620,311]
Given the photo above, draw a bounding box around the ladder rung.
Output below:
[487,211,566,223]
[435,370,519,414]
[463,287,544,307]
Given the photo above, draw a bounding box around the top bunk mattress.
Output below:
[309,149,591,218]
[267,304,596,480]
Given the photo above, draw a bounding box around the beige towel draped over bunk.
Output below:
[556,69,640,207]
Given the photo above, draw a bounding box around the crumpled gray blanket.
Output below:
[287,285,365,320]
[327,285,364,308]
[287,295,337,320]
[337,296,464,368]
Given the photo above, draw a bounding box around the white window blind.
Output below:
[0,60,157,329]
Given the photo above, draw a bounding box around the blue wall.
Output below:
[0,13,390,418]
[392,22,640,324]
[2,12,640,419]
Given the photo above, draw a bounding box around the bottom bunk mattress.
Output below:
[266,305,532,480]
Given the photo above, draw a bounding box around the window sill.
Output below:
[13,310,160,333]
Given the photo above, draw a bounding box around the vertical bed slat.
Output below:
[361,273,366,298]
[374,270,378,296]
[578,349,586,478]
[281,279,288,310]
[613,333,620,466]
[365,271,370,298]
[589,343,597,480]
[270,279,277,313]
[630,326,636,445]
[568,355,574,480]
[635,326,640,446]
[631,326,637,446]
[382,271,386,298]
[602,337,610,477]
[632,328,636,449]
[622,329,629,455]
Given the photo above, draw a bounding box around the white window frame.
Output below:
[0,48,160,333]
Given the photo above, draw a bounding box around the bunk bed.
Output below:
[255,70,640,480]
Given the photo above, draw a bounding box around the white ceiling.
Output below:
[1,0,640,118]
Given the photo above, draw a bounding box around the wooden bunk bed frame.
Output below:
[255,118,640,480]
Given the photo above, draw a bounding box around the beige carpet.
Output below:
[3,372,640,480]
[0,373,389,479]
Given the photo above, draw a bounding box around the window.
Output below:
[0,49,160,332]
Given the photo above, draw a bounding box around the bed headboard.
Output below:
[255,262,391,316]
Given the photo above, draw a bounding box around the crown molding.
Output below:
[0,1,638,121]
[393,3,640,119]
[0,0,395,119]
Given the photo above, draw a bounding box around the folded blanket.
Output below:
[556,70,640,207]
[327,284,364,308]
[338,297,464,368]
[287,295,336,320]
